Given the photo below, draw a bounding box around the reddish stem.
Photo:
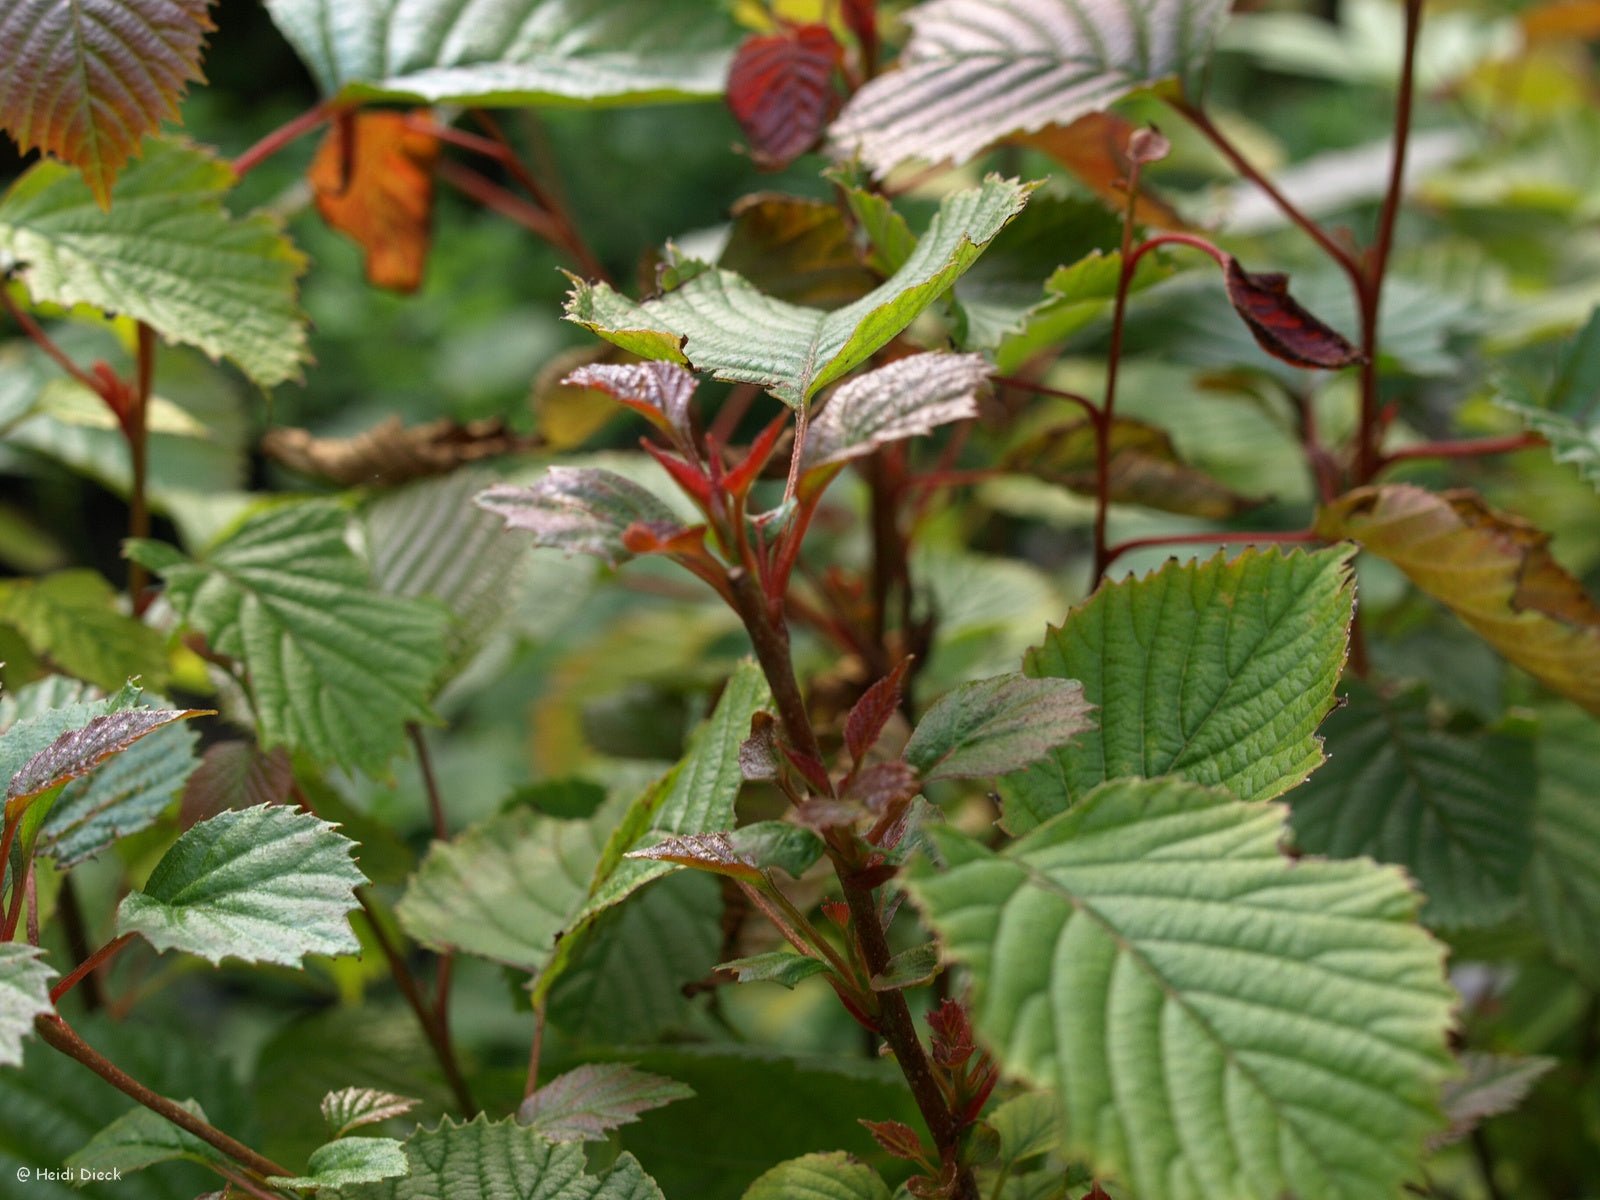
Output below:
[991,373,1100,423]
[127,323,155,613]
[232,100,341,178]
[438,159,568,244]
[0,288,104,396]
[1378,432,1545,466]
[1101,528,1321,572]
[51,934,135,1003]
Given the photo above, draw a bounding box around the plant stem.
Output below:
[0,287,105,395]
[1378,432,1545,467]
[524,994,547,1100]
[1101,528,1320,573]
[991,373,1100,424]
[127,323,155,613]
[1357,0,1426,481]
[232,100,340,179]
[51,934,135,1003]
[54,877,102,1009]
[35,1013,292,1179]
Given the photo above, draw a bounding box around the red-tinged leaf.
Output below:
[619,521,710,557]
[779,743,833,795]
[562,361,699,443]
[727,24,844,169]
[927,998,975,1068]
[1084,1187,1112,1200]
[821,899,851,928]
[739,712,782,781]
[321,1087,421,1138]
[860,1119,932,1166]
[518,1063,693,1143]
[802,352,989,475]
[845,760,918,811]
[8,707,205,809]
[1223,257,1364,370]
[179,741,293,826]
[794,797,870,831]
[476,468,681,567]
[723,412,792,497]
[309,110,440,293]
[623,832,762,882]
[1021,113,1186,229]
[0,0,215,207]
[641,440,714,507]
[903,673,1095,782]
[845,658,911,762]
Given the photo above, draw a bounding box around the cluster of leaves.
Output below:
[1,0,1599,1198]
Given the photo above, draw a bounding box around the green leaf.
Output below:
[0,944,54,1069]
[477,467,684,568]
[904,673,1094,783]
[116,804,366,967]
[519,1064,694,1143]
[869,942,941,992]
[322,1089,421,1139]
[726,821,825,879]
[0,137,308,387]
[65,1100,222,1176]
[1001,547,1355,833]
[128,500,449,776]
[987,1093,1059,1167]
[38,696,200,868]
[1288,683,1535,928]
[831,0,1232,175]
[0,570,168,692]
[717,950,831,989]
[264,0,738,106]
[271,1137,411,1190]
[566,177,1032,408]
[1495,306,1600,490]
[0,1,214,207]
[1432,1052,1556,1150]
[906,776,1456,1200]
[338,1116,665,1200]
[1526,705,1600,985]
[742,1152,891,1200]
[365,470,531,680]
[801,352,990,473]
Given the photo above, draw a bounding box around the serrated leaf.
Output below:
[905,673,1094,783]
[727,25,843,168]
[1526,705,1600,985]
[566,177,1031,408]
[1289,683,1534,928]
[116,803,366,967]
[264,0,739,106]
[477,467,683,567]
[66,1100,222,1176]
[1314,485,1600,713]
[0,944,54,1068]
[339,1115,665,1200]
[742,1152,891,1200]
[0,569,168,691]
[562,361,699,442]
[323,1088,421,1139]
[0,0,215,207]
[7,703,198,809]
[830,0,1231,175]
[1001,547,1354,834]
[907,775,1456,1200]
[1431,1053,1556,1150]
[310,109,440,293]
[38,698,200,868]
[0,137,308,387]
[717,949,831,989]
[801,352,988,474]
[271,1137,410,1190]
[1495,306,1600,490]
[519,1064,694,1143]
[128,500,449,776]
[869,942,941,992]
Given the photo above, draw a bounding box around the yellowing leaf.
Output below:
[0,0,215,207]
[1316,485,1600,714]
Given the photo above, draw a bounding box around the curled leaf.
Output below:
[1315,485,1600,713]
[803,352,989,474]
[562,361,698,443]
[727,24,843,168]
[310,110,440,293]
[1223,257,1363,369]
[263,416,539,487]
[477,468,683,567]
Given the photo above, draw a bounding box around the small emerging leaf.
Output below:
[270,1138,410,1189]
[477,467,683,567]
[323,1088,422,1138]
[1223,257,1363,370]
[845,659,911,763]
[117,804,367,967]
[728,25,843,168]
[803,352,989,474]
[717,950,831,989]
[870,942,941,992]
[0,943,55,1068]
[519,1063,694,1142]
[860,1119,930,1165]
[1431,1053,1557,1150]
[904,673,1093,782]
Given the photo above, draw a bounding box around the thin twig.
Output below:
[232,100,341,179]
[127,323,155,613]
[1378,432,1544,467]
[0,287,104,395]
[523,994,547,1100]
[51,934,135,1003]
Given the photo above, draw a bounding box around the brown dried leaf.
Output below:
[1021,113,1187,229]
[1316,485,1600,713]
[1223,257,1364,370]
[262,416,539,488]
[0,0,215,207]
[310,110,440,293]
[719,194,879,309]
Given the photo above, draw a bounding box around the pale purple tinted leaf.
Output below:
[476,467,680,566]
[518,1063,694,1142]
[8,707,200,803]
[1430,1053,1557,1150]
[562,361,699,440]
[180,741,294,826]
[322,1088,421,1138]
[904,673,1094,781]
[623,832,761,881]
[803,352,988,471]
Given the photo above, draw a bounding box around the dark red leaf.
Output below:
[846,760,918,811]
[845,658,911,763]
[641,440,713,507]
[927,999,975,1069]
[860,1118,931,1166]
[180,741,293,826]
[1223,257,1364,370]
[723,411,791,496]
[841,0,879,69]
[778,743,833,795]
[821,899,851,929]
[727,25,844,169]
